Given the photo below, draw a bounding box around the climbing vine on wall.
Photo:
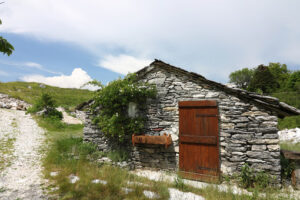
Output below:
[91,73,156,142]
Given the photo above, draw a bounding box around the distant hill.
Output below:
[0,82,94,110]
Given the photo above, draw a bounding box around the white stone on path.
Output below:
[168,188,205,200]
[50,171,59,177]
[143,190,160,199]
[127,181,149,187]
[122,187,133,194]
[69,175,80,184]
[92,179,107,185]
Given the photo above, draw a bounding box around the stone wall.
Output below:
[83,67,281,181]
[0,93,30,110]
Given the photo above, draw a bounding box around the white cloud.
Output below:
[99,55,151,75]
[21,68,93,89]
[1,1,300,82]
[24,62,43,69]
[0,70,9,76]
[0,60,62,75]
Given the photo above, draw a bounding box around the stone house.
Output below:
[84,60,300,183]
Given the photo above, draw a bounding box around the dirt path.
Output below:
[0,108,47,200]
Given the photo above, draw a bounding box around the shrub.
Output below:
[27,93,62,119]
[107,150,129,162]
[239,163,272,190]
[91,73,156,142]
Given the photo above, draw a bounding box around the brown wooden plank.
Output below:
[281,150,300,160]
[179,100,217,108]
[180,135,217,145]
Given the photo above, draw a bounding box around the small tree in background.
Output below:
[268,63,290,90]
[248,65,277,93]
[27,93,62,119]
[229,68,254,89]
[286,71,300,92]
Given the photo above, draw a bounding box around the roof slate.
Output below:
[136,59,300,118]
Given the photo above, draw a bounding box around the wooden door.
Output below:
[179,101,220,182]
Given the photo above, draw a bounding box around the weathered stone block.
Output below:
[251,145,266,151]
[267,145,280,151]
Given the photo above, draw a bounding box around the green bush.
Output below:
[27,93,62,119]
[91,73,156,142]
[107,150,129,162]
[239,163,272,190]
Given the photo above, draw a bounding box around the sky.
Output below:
[0,0,300,89]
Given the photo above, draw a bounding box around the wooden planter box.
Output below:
[132,133,172,148]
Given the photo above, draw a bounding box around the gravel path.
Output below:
[0,109,47,200]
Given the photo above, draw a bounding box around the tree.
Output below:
[286,71,300,92]
[248,65,277,94]
[229,68,254,90]
[268,62,290,90]
[0,19,14,56]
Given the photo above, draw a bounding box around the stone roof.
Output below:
[136,59,300,118]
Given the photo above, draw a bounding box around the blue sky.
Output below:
[0,0,300,88]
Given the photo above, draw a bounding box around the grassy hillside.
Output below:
[0,82,94,109]
[271,91,300,130]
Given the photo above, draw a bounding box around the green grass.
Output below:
[272,91,300,110]
[278,115,300,130]
[0,81,93,110]
[280,142,300,152]
[35,116,83,132]
[41,126,296,199]
[272,91,300,129]
[0,135,16,171]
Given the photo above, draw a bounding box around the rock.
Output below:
[251,145,266,151]
[267,145,280,151]
[168,188,205,200]
[92,179,107,185]
[192,94,205,98]
[278,128,300,144]
[98,157,112,163]
[50,172,59,177]
[206,92,219,98]
[69,175,80,184]
[143,190,160,199]
[122,187,133,194]
[39,84,46,88]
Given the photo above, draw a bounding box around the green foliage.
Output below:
[280,154,295,180]
[36,115,83,132]
[248,65,278,93]
[0,82,93,110]
[268,63,290,90]
[174,176,187,191]
[107,150,129,162]
[239,163,272,190]
[229,68,254,89]
[0,19,14,56]
[27,93,63,119]
[286,71,300,92]
[278,115,300,130]
[280,142,300,153]
[81,79,103,89]
[92,73,156,141]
